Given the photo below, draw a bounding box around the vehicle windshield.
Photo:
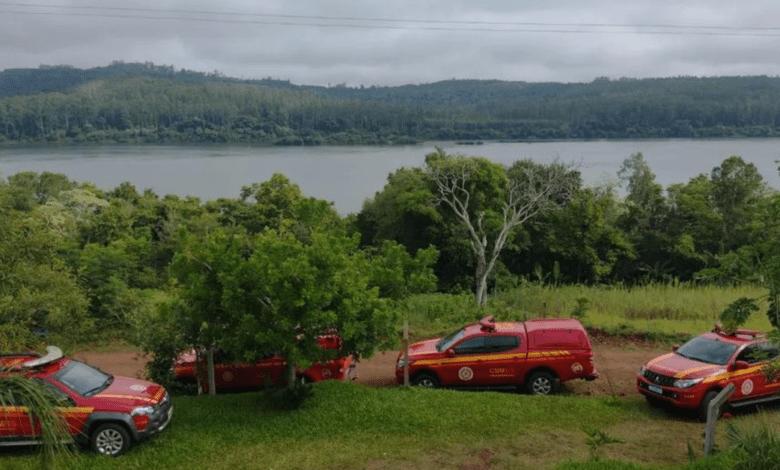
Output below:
[55,360,113,396]
[675,337,738,365]
[436,328,466,352]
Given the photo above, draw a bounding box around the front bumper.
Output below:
[636,376,702,409]
[138,393,174,439]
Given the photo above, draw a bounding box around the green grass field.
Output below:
[3,284,777,469]
[1,380,761,470]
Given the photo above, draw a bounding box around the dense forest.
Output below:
[1,149,779,351]
[3,62,780,145]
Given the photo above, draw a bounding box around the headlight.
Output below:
[673,378,702,388]
[638,366,646,375]
[131,405,155,416]
[397,358,413,368]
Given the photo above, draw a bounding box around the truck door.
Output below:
[440,336,492,386]
[732,342,780,401]
[0,404,30,439]
[482,335,523,386]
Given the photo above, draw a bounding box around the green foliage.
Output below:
[725,418,780,470]
[403,283,769,343]
[0,195,92,350]
[169,224,396,391]
[583,427,625,461]
[0,374,73,468]
[719,297,760,333]
[570,297,590,321]
[9,68,780,145]
[364,241,438,301]
[263,377,315,411]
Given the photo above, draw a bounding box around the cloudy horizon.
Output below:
[2,1,780,88]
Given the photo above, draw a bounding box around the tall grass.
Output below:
[0,375,74,469]
[402,283,771,341]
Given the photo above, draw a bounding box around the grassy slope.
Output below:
[5,284,773,469]
[1,380,759,470]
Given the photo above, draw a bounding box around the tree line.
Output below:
[5,64,780,145]
[1,149,779,387]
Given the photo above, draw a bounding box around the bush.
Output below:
[262,377,314,410]
[725,417,780,470]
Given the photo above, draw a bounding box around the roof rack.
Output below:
[479,316,496,332]
[23,346,63,368]
[712,323,765,339]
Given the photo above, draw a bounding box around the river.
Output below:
[1,139,778,215]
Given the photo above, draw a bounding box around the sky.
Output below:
[2,1,780,87]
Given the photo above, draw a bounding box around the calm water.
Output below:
[1,139,778,215]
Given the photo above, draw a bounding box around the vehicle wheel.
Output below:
[644,395,665,408]
[526,371,557,396]
[91,423,131,456]
[174,379,198,395]
[698,390,721,422]
[411,373,440,388]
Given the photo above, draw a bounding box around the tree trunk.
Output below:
[475,253,488,307]
[206,347,216,396]
[285,361,296,389]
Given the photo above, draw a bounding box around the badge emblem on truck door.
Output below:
[458,366,474,381]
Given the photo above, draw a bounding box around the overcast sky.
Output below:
[2,1,780,87]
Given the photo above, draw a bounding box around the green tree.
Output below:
[0,190,91,350]
[710,155,768,252]
[170,227,395,388]
[511,184,634,284]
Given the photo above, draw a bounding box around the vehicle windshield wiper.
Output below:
[83,376,113,396]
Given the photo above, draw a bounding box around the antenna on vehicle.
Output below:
[479,316,496,332]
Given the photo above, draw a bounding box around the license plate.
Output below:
[648,385,663,395]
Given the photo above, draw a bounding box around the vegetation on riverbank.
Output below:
[6,62,780,146]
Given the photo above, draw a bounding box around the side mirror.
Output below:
[446,349,456,358]
[732,360,750,370]
[672,344,680,352]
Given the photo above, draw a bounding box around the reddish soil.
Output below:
[75,340,671,396]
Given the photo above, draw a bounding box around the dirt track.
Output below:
[75,341,671,396]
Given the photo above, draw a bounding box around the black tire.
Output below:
[90,423,131,456]
[698,390,721,422]
[526,371,557,396]
[411,373,440,388]
[644,395,665,408]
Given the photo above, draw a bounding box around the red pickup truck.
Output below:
[0,346,172,456]
[396,316,598,394]
[637,324,780,420]
[173,335,356,393]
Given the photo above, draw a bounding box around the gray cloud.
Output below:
[2,0,780,86]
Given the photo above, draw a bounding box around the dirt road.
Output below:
[76,341,670,396]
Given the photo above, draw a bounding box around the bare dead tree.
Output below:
[427,151,578,307]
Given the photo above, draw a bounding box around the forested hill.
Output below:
[3,61,780,146]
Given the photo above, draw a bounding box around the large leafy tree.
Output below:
[170,227,396,387]
[615,152,677,282]
[709,155,768,253]
[510,184,634,284]
[167,174,431,388]
[355,166,466,291]
[0,184,91,350]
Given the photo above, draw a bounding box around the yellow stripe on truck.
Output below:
[413,351,571,366]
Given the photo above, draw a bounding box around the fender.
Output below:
[80,412,138,444]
